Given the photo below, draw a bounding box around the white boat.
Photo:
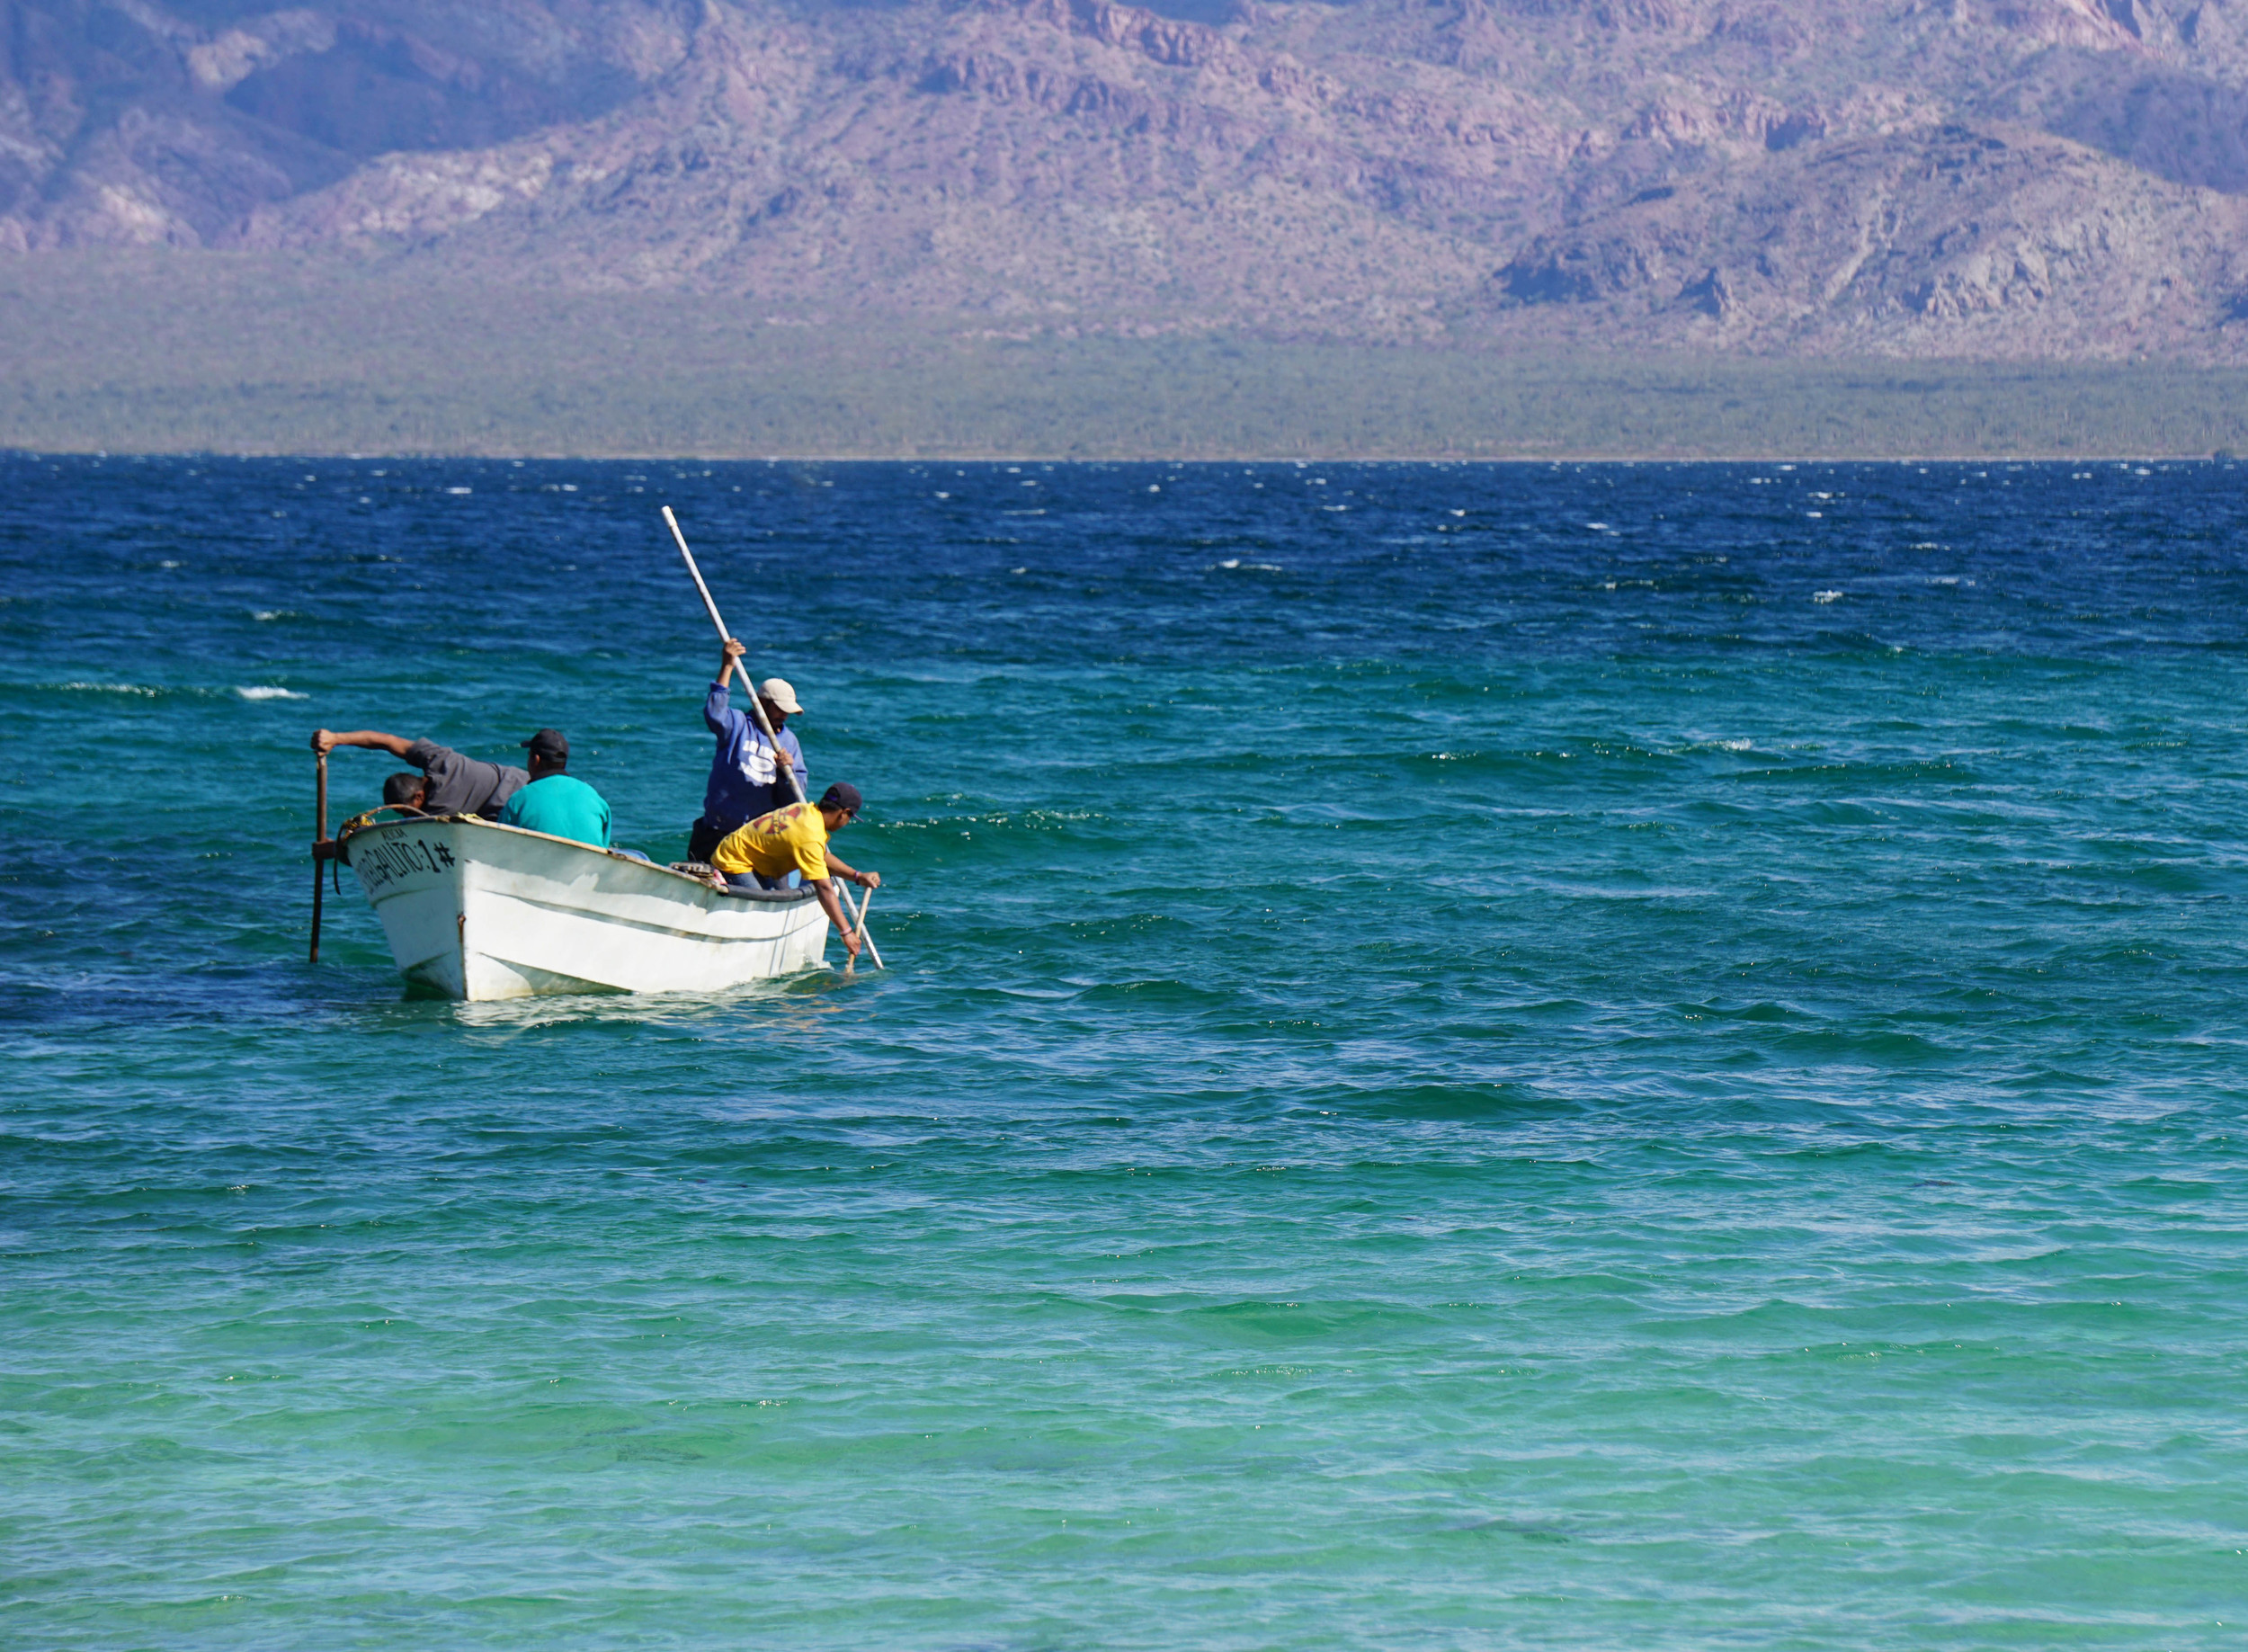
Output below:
[337,814,830,1000]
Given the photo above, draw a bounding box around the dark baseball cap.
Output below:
[521,728,569,761]
[818,781,862,816]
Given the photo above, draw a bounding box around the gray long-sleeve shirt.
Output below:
[405,738,528,818]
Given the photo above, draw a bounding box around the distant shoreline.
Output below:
[9,254,2248,463]
[6,449,2231,464]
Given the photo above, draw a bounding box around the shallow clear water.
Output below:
[4,456,2246,1648]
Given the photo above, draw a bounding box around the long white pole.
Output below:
[663,506,885,970]
[843,886,874,978]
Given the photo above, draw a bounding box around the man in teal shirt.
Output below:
[497,728,611,847]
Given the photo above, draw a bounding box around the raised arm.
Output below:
[701,680,732,736]
[703,638,748,735]
[311,729,416,759]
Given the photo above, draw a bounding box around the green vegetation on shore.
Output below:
[6,254,2248,460]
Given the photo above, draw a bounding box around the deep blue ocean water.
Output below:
[3,455,2246,1648]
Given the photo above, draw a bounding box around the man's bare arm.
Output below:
[310,729,417,759]
[820,853,881,889]
[810,878,862,960]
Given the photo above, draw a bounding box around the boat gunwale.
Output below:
[336,814,817,906]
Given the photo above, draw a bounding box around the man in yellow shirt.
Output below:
[710,782,881,964]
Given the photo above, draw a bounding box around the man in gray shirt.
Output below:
[310,728,529,818]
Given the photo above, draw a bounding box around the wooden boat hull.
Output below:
[341,817,827,1000]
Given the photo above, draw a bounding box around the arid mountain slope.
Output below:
[10,0,2248,357]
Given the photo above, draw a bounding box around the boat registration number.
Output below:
[355,834,459,893]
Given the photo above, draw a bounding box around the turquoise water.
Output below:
[4,457,2246,1648]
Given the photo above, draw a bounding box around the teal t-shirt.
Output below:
[497,773,611,848]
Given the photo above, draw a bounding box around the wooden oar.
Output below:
[309,752,328,963]
[662,505,886,971]
[843,886,874,977]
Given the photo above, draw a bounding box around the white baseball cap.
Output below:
[759,677,804,714]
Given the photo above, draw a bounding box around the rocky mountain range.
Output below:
[11,0,2248,359]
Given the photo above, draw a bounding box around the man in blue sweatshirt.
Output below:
[688,638,808,864]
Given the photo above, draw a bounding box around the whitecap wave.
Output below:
[1812,590,1842,603]
[236,686,306,701]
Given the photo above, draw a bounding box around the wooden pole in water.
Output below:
[843,886,874,978]
[662,506,886,970]
[309,752,328,963]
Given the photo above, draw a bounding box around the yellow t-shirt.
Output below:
[710,802,830,882]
